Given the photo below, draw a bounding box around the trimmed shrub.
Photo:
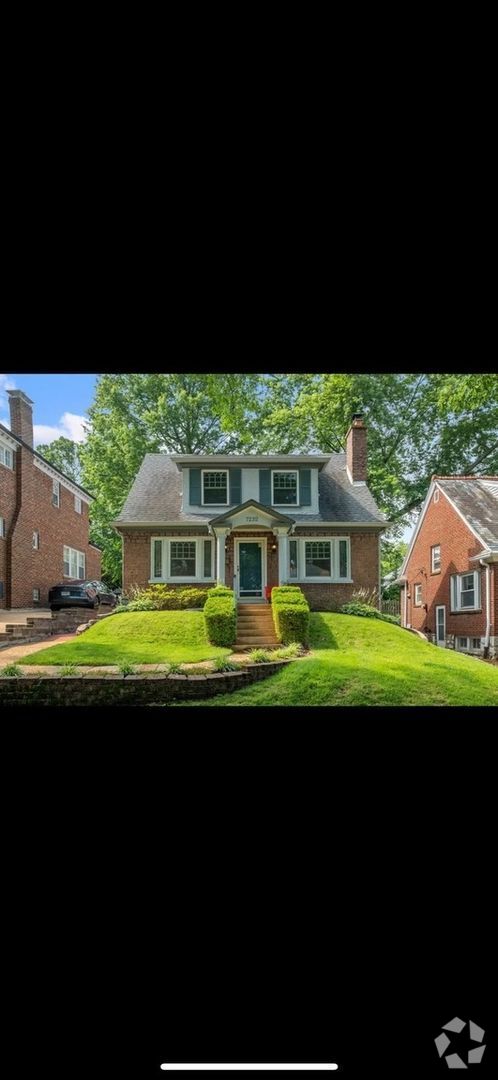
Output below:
[204,588,236,647]
[340,601,400,625]
[121,585,212,611]
[271,585,310,645]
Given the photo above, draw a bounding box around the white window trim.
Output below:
[433,489,439,503]
[201,469,230,507]
[0,516,5,539]
[33,531,40,550]
[299,536,352,583]
[272,469,299,507]
[0,442,14,469]
[74,495,82,514]
[63,545,86,580]
[431,544,441,573]
[414,583,422,606]
[149,537,215,583]
[450,570,481,613]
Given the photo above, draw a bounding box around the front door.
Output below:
[238,541,263,598]
[436,605,446,647]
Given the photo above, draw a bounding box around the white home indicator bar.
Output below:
[160,1067,339,1072]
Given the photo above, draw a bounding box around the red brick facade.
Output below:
[119,525,381,610]
[0,397,100,609]
[402,485,496,655]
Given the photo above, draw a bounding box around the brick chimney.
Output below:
[346,413,367,482]
[7,389,34,448]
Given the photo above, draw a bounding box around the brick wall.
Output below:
[121,528,210,592]
[120,526,381,608]
[0,450,17,605]
[403,488,492,644]
[4,447,100,608]
[295,528,380,610]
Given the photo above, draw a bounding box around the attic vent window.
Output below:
[434,489,439,503]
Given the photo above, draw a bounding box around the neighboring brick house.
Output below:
[0,389,101,609]
[113,416,387,609]
[397,476,498,658]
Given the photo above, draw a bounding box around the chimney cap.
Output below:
[7,388,34,406]
[351,411,364,421]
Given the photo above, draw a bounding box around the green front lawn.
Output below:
[183,613,498,706]
[19,611,230,666]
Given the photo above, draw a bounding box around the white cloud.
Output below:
[0,373,16,411]
[34,413,90,446]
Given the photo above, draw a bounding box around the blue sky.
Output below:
[0,372,414,543]
[0,373,98,445]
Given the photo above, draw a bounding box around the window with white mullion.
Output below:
[150,538,214,582]
[302,537,350,581]
[450,570,481,612]
[63,544,85,579]
[202,470,229,506]
[272,470,298,506]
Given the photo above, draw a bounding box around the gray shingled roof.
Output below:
[114,453,386,526]
[437,478,498,548]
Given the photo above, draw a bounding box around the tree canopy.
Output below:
[71,371,497,586]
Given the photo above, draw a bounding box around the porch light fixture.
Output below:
[271,541,277,551]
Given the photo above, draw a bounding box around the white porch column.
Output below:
[277,530,289,585]
[215,529,229,585]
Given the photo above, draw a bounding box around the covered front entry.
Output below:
[236,539,265,599]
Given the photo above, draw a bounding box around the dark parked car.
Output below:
[48,580,118,612]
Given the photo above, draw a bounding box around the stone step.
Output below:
[235,637,279,646]
[235,641,280,649]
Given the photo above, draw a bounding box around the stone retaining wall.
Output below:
[0,660,289,705]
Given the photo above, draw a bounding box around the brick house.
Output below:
[113,416,388,608]
[397,476,498,658]
[0,389,101,609]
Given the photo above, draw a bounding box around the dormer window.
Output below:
[272,470,298,506]
[202,470,229,505]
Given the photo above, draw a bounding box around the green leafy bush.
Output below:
[204,588,236,647]
[121,585,212,611]
[214,656,243,672]
[271,586,310,644]
[340,601,400,624]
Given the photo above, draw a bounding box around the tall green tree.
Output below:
[36,436,83,485]
[80,373,261,585]
[257,373,498,530]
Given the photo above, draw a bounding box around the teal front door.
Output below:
[238,542,263,598]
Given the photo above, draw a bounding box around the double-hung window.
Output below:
[272,470,298,506]
[431,544,441,572]
[414,583,422,606]
[0,516,5,538]
[150,538,214,582]
[451,571,480,612]
[52,480,60,508]
[303,538,350,581]
[74,495,82,514]
[0,444,13,468]
[202,470,228,505]
[63,545,85,579]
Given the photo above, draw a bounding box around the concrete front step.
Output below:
[235,642,280,649]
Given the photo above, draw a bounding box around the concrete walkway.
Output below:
[0,634,79,664]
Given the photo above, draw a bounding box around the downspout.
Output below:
[481,559,491,652]
[5,446,23,609]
